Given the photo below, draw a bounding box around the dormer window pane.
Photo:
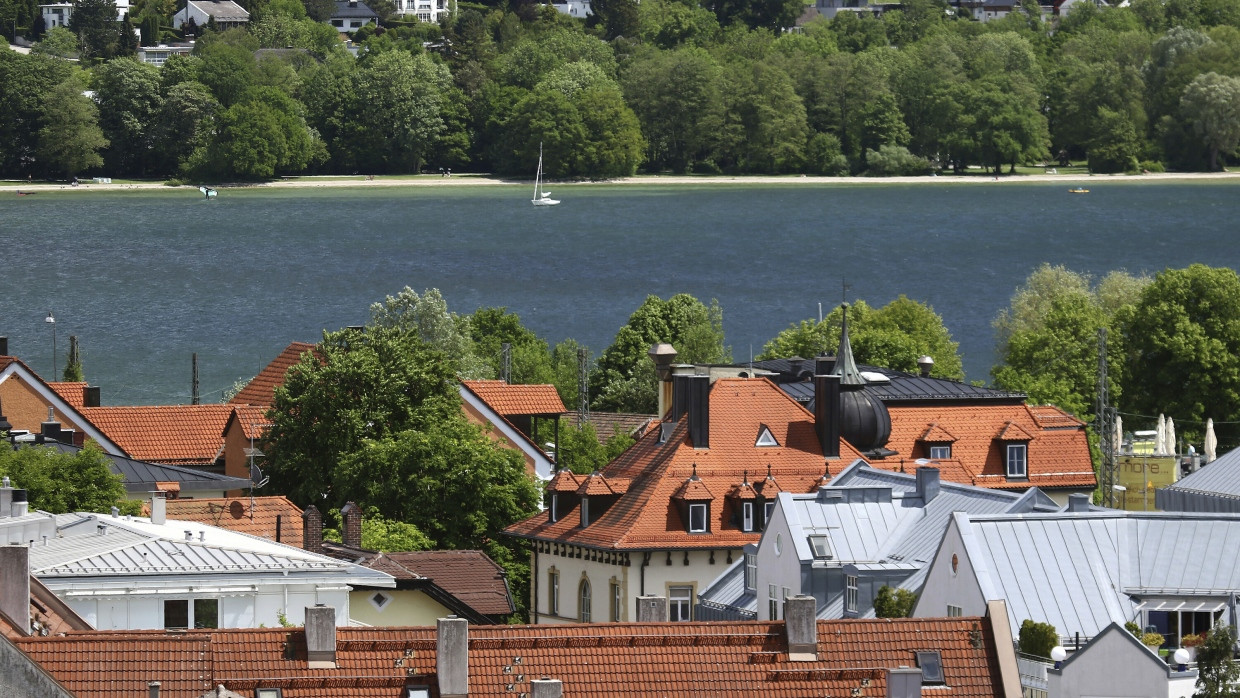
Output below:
[764,501,774,525]
[689,503,707,533]
[929,445,951,460]
[808,534,833,559]
[845,575,858,613]
[1006,444,1027,478]
[755,426,779,447]
[916,651,945,684]
[550,494,558,522]
[742,502,754,532]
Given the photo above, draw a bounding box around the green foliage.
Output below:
[63,337,84,382]
[864,144,931,175]
[1196,625,1240,698]
[93,58,164,176]
[323,506,433,552]
[1018,619,1059,659]
[553,418,636,474]
[1124,620,1142,635]
[1141,631,1166,647]
[38,73,108,178]
[1180,71,1240,170]
[0,443,135,515]
[32,26,79,57]
[550,338,589,410]
[469,307,554,385]
[70,0,126,59]
[760,296,964,380]
[873,585,917,618]
[592,294,730,413]
[370,287,490,378]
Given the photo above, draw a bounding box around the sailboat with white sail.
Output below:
[532,142,559,206]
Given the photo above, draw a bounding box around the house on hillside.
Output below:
[173,0,249,29]
[392,0,450,23]
[10,597,1024,697]
[697,462,1068,622]
[329,0,378,32]
[38,0,129,28]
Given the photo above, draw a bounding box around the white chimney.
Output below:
[437,616,469,698]
[784,594,817,662]
[10,489,28,518]
[304,605,337,668]
[0,544,30,635]
[150,492,166,525]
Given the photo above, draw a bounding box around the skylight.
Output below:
[808,534,833,560]
[916,651,945,684]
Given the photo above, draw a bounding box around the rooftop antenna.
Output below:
[577,347,589,425]
[44,310,56,378]
[501,342,511,383]
[191,353,200,405]
[818,302,823,324]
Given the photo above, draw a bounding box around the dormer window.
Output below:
[689,503,708,532]
[742,501,754,532]
[550,494,558,522]
[580,497,590,527]
[808,534,833,560]
[929,445,951,460]
[1006,443,1027,478]
[744,553,757,590]
[755,424,779,447]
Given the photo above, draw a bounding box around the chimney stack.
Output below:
[341,502,361,548]
[0,544,30,634]
[814,374,841,459]
[530,678,563,698]
[437,616,469,698]
[686,375,710,449]
[149,491,166,525]
[0,337,7,356]
[917,356,934,378]
[84,386,101,407]
[302,505,323,553]
[40,408,61,444]
[0,479,12,520]
[814,355,836,376]
[916,467,940,503]
[1067,493,1091,512]
[648,344,678,419]
[784,595,817,661]
[10,490,27,518]
[304,605,337,668]
[887,667,922,698]
[636,595,667,622]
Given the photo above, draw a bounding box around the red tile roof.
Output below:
[881,403,1095,490]
[567,412,658,441]
[462,380,567,416]
[47,382,87,409]
[507,378,864,550]
[0,577,94,640]
[228,342,316,407]
[223,404,271,440]
[546,470,582,493]
[140,496,304,548]
[15,616,1007,698]
[80,404,233,466]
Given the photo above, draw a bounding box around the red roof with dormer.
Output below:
[506,378,864,550]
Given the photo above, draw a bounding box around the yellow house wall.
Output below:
[0,375,90,436]
[348,589,454,627]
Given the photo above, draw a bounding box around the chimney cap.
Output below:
[917,355,934,377]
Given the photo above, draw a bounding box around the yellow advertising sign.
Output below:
[1115,456,1178,511]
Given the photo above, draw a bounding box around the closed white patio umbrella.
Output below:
[1205,418,1218,463]
[1155,414,1167,455]
[1166,417,1177,456]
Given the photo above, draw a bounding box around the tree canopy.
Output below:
[0,443,136,515]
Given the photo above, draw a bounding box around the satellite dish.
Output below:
[249,463,269,489]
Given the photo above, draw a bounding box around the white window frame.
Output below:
[845,576,858,613]
[744,553,757,591]
[768,584,779,620]
[579,578,591,623]
[368,591,393,611]
[549,494,558,522]
[947,604,963,617]
[929,444,951,460]
[688,503,707,533]
[1006,443,1028,478]
[755,427,778,447]
[669,586,692,622]
[548,570,560,616]
[764,501,775,527]
[742,501,754,532]
[808,534,833,559]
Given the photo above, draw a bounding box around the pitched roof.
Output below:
[461,380,567,416]
[380,550,514,616]
[228,342,315,407]
[144,496,304,548]
[222,404,270,441]
[331,0,378,17]
[79,404,233,466]
[567,412,658,442]
[752,359,1026,405]
[14,616,1008,698]
[46,382,87,409]
[1159,445,1240,503]
[187,0,249,20]
[38,442,251,494]
[507,378,865,550]
[880,403,1094,491]
[0,576,94,640]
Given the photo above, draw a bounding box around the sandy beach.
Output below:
[6,170,1240,193]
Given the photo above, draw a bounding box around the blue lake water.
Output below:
[1,181,1236,405]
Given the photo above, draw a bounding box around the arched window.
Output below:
[579,578,592,622]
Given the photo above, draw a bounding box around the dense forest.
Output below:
[2,0,1240,181]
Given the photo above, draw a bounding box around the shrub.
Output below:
[1182,633,1205,648]
[1125,621,1142,635]
[1141,632,1165,648]
[1018,619,1059,659]
[865,145,932,177]
[873,586,918,618]
[1139,160,1165,173]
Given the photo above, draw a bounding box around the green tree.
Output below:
[553,418,636,474]
[550,338,589,410]
[1196,625,1240,698]
[714,58,807,173]
[323,506,433,552]
[196,39,257,107]
[0,48,74,176]
[1180,71,1240,170]
[873,585,917,618]
[592,294,729,413]
[93,57,163,176]
[0,443,135,515]
[346,50,451,174]
[1120,265,1240,446]
[469,307,555,385]
[1017,619,1059,659]
[370,287,490,378]
[152,80,219,175]
[706,0,802,31]
[31,25,79,57]
[63,335,84,381]
[69,0,123,59]
[38,73,108,178]
[635,0,720,49]
[759,296,964,380]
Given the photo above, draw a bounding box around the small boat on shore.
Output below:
[199,186,218,199]
[1069,187,1089,194]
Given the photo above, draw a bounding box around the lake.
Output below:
[2,181,1236,405]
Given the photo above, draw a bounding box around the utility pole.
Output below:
[191,353,200,405]
[577,347,589,425]
[501,342,511,383]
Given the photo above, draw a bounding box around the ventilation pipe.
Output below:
[10,490,27,518]
[150,492,167,525]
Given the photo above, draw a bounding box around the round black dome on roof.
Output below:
[838,385,891,452]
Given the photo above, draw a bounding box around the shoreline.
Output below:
[5,170,1240,193]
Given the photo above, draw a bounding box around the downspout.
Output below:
[640,551,651,596]
[532,544,540,624]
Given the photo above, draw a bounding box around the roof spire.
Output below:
[690,463,699,481]
[834,302,865,386]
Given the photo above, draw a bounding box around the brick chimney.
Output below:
[437,616,469,698]
[814,374,841,459]
[302,505,322,553]
[341,501,361,548]
[0,544,30,634]
[648,344,678,420]
[784,594,817,662]
[304,605,336,668]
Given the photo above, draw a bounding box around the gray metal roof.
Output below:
[188,0,249,20]
[956,510,1240,640]
[749,359,1026,404]
[39,442,252,493]
[1158,446,1240,511]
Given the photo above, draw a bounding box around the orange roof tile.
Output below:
[546,469,582,493]
[47,382,87,409]
[507,378,866,550]
[880,403,1095,491]
[568,412,658,441]
[223,404,271,440]
[141,496,304,548]
[0,577,93,640]
[920,422,957,442]
[80,404,233,466]
[462,380,567,416]
[672,474,715,501]
[229,342,316,407]
[576,473,630,496]
[15,616,1006,697]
